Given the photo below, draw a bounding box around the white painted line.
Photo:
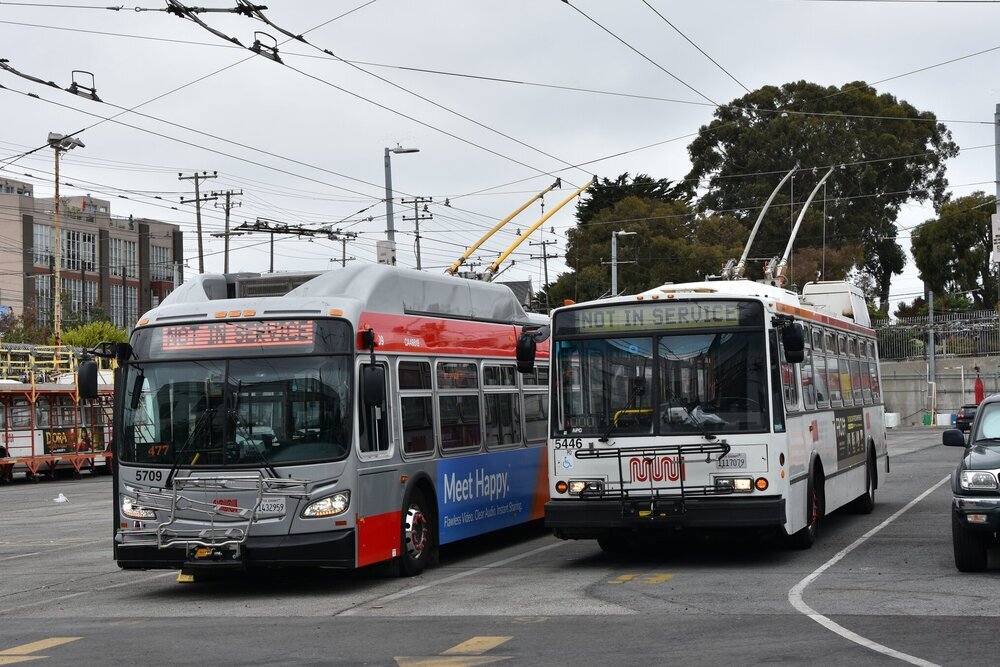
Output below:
[0,539,108,562]
[788,475,950,667]
[339,540,567,615]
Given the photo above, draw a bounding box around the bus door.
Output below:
[356,356,401,566]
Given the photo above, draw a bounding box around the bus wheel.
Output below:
[400,489,434,577]
[848,450,876,514]
[787,474,822,550]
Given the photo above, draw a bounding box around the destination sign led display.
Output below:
[158,320,315,352]
[554,300,762,336]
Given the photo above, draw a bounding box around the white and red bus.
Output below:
[521,278,886,550]
[0,382,113,482]
[81,265,548,575]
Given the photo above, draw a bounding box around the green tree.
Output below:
[0,311,49,344]
[544,195,744,304]
[575,173,687,226]
[685,80,958,312]
[60,321,127,348]
[910,191,997,309]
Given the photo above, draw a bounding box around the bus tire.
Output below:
[399,488,434,577]
[848,449,876,515]
[787,471,823,550]
[952,513,989,573]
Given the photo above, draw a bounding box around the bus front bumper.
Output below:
[545,497,786,539]
[115,529,356,570]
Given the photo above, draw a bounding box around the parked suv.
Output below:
[943,394,1000,572]
[956,404,979,432]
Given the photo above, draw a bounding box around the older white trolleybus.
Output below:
[80,265,549,575]
[517,167,887,550]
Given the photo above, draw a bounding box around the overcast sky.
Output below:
[2,0,998,310]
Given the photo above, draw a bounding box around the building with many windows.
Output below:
[0,178,183,331]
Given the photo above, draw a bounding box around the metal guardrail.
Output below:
[873,310,1000,361]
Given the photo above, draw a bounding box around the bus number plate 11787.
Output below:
[716,453,747,469]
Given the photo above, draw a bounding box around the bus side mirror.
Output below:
[362,366,386,407]
[78,360,99,400]
[517,325,549,374]
[516,333,536,374]
[782,323,805,364]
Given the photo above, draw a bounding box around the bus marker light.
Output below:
[335,520,347,526]
[780,470,785,479]
[400,475,409,483]
[555,481,568,494]
[328,309,343,316]
[755,477,769,491]
[138,319,149,326]
[243,310,256,317]
[229,311,242,317]
[568,480,586,494]
[214,312,227,318]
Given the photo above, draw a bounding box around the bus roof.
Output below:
[145,264,544,327]
[559,277,871,331]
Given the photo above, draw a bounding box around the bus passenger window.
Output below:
[801,349,817,410]
[813,354,829,405]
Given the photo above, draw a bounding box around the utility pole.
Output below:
[339,237,355,267]
[179,171,218,274]
[529,238,558,309]
[993,103,1000,310]
[212,189,242,274]
[928,285,936,418]
[402,197,432,270]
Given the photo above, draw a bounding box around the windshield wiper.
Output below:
[165,407,215,489]
[230,380,281,480]
[659,340,716,441]
[599,359,648,443]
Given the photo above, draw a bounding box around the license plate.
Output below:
[257,496,286,516]
[717,452,747,469]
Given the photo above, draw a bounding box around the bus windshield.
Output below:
[120,356,352,467]
[553,303,768,438]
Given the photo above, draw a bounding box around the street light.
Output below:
[383,144,419,248]
[611,230,636,297]
[47,132,85,347]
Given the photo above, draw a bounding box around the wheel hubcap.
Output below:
[404,505,427,560]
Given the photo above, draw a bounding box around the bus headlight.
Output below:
[960,471,998,491]
[569,480,603,495]
[716,477,753,493]
[302,491,351,518]
[121,495,156,519]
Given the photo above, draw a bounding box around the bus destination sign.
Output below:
[159,320,315,352]
[556,300,760,336]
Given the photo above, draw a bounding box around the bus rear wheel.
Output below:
[399,489,435,577]
[848,450,876,514]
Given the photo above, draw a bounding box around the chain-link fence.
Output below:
[874,310,1000,361]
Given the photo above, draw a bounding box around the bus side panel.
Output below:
[357,468,402,567]
[357,510,402,567]
[437,447,546,545]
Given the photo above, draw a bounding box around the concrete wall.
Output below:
[881,356,1000,426]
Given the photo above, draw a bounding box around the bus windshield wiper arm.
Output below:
[165,407,214,489]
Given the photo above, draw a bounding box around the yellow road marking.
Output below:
[0,638,81,656]
[609,573,673,584]
[442,637,511,656]
[0,637,81,665]
[396,635,513,666]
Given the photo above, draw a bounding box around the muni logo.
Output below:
[629,456,686,483]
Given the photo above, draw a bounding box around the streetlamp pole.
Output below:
[611,230,636,297]
[47,132,84,347]
[383,144,419,250]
